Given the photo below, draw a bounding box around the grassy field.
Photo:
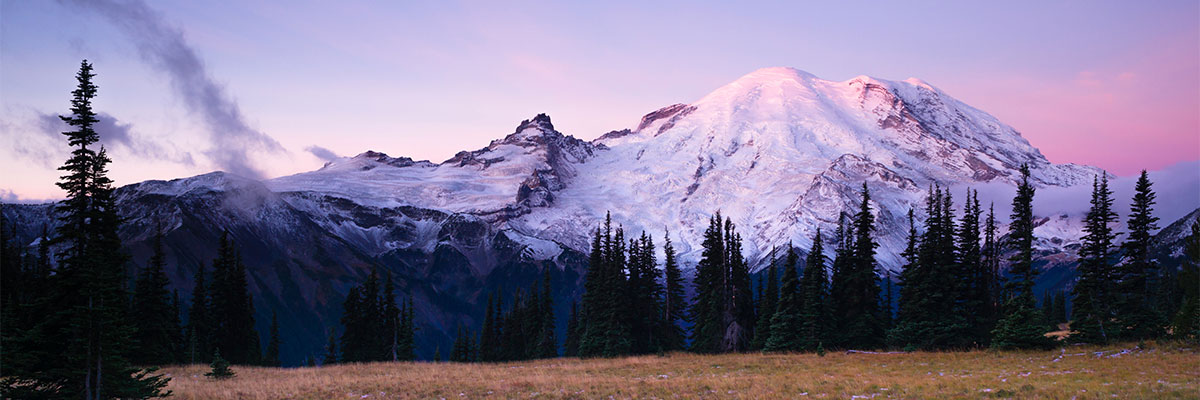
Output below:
[160,342,1199,399]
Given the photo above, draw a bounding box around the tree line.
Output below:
[478,165,1197,361]
[320,269,416,365]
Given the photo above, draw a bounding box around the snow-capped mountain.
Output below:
[4,67,1131,364]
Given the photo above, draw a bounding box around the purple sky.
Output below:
[2,0,1197,201]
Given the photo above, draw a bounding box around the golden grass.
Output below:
[160,342,1199,399]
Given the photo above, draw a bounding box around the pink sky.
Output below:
[1,1,1197,200]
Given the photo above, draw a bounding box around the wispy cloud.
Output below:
[32,112,195,165]
[61,0,284,179]
[305,145,340,162]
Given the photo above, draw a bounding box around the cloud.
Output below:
[32,112,195,165]
[305,145,340,162]
[955,161,1200,230]
[62,0,284,179]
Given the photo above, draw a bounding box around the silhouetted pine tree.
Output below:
[397,298,416,361]
[764,245,801,352]
[751,247,779,350]
[564,301,581,357]
[798,230,832,351]
[991,165,1055,350]
[839,183,885,349]
[579,213,631,357]
[690,213,754,353]
[0,60,169,399]
[264,311,281,367]
[187,263,212,364]
[1116,171,1166,340]
[480,293,500,361]
[323,332,339,365]
[959,189,993,345]
[626,232,663,354]
[660,231,688,351]
[209,232,260,364]
[1072,175,1119,344]
[132,226,182,365]
[828,214,853,348]
[535,267,558,358]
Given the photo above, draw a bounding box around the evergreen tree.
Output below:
[398,298,416,360]
[383,274,401,361]
[892,187,970,349]
[840,183,885,349]
[535,266,558,358]
[828,214,853,348]
[579,214,631,357]
[983,203,1003,314]
[323,332,339,365]
[0,60,169,399]
[209,233,260,364]
[751,248,779,350]
[1054,291,1068,326]
[1071,175,1119,344]
[992,165,1055,350]
[626,232,663,354]
[660,230,688,351]
[132,226,181,365]
[764,245,802,352]
[959,189,992,345]
[264,311,281,367]
[689,213,754,353]
[798,230,832,351]
[187,263,211,364]
[480,293,500,361]
[564,301,581,357]
[1042,291,1056,330]
[1116,171,1166,340]
[205,350,235,379]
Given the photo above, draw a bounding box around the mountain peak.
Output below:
[737,67,818,83]
[515,113,555,133]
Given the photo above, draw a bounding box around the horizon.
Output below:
[2,0,1198,202]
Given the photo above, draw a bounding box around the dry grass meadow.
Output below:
[160,342,1198,399]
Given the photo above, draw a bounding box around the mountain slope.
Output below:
[5,67,1127,364]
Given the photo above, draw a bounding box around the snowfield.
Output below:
[259,67,1102,272]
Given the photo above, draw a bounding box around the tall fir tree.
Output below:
[839,183,885,349]
[264,311,282,367]
[626,232,663,354]
[959,190,994,345]
[1071,175,1119,344]
[1116,171,1166,340]
[564,301,581,357]
[132,226,183,365]
[535,266,558,358]
[798,230,832,351]
[187,263,211,364]
[660,230,688,351]
[828,213,853,348]
[689,213,754,353]
[578,213,631,357]
[751,247,779,350]
[323,331,339,365]
[764,245,802,352]
[0,60,169,399]
[209,233,261,364]
[991,165,1055,350]
[480,293,500,361]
